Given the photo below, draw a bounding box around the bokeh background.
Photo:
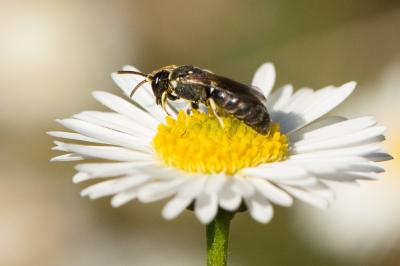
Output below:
[1,1,399,265]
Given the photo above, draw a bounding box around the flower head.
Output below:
[49,63,391,224]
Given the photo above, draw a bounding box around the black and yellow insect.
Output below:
[118,65,271,135]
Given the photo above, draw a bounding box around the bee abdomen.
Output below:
[211,90,271,134]
[211,90,243,113]
[237,103,271,134]
[248,108,271,134]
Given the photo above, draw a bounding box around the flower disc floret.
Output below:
[153,110,289,175]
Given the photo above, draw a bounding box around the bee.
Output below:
[118,65,271,135]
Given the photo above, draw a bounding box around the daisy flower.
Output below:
[49,63,390,225]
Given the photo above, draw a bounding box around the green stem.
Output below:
[206,210,234,266]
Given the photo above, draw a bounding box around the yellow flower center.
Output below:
[153,110,289,175]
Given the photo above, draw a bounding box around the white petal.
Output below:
[195,191,218,224]
[50,153,85,162]
[75,161,154,180]
[162,197,193,220]
[249,178,293,207]
[137,178,187,203]
[81,175,150,199]
[55,141,153,161]
[177,175,208,198]
[315,171,376,182]
[194,175,226,224]
[92,91,159,129]
[244,193,273,224]
[47,131,105,143]
[288,155,367,164]
[111,67,167,122]
[233,176,256,197]
[241,163,308,180]
[57,118,152,152]
[51,145,68,152]
[251,63,275,97]
[297,143,381,157]
[111,189,138,207]
[135,165,188,180]
[281,185,330,209]
[81,179,116,197]
[292,126,386,153]
[52,144,67,152]
[306,182,335,201]
[272,88,313,122]
[204,174,226,194]
[286,156,384,175]
[162,176,207,220]
[279,81,356,133]
[347,161,384,174]
[365,152,393,162]
[73,111,154,138]
[290,116,375,143]
[346,171,379,180]
[278,177,318,187]
[75,161,141,174]
[72,172,90,183]
[289,116,346,141]
[267,84,293,111]
[282,88,314,111]
[218,179,242,211]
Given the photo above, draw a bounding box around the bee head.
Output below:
[150,70,171,105]
[117,65,177,105]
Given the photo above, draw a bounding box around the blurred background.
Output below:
[0,1,399,265]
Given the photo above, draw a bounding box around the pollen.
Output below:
[153,110,289,175]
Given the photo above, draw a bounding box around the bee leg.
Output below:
[161,91,171,116]
[186,102,199,115]
[166,93,180,114]
[192,102,199,110]
[208,98,224,129]
[167,94,178,101]
[185,102,192,115]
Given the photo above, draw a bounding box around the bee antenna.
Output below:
[130,79,149,98]
[117,70,147,78]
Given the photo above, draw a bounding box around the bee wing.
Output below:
[182,73,268,106]
[251,85,264,94]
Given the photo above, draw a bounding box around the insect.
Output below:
[118,65,271,135]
